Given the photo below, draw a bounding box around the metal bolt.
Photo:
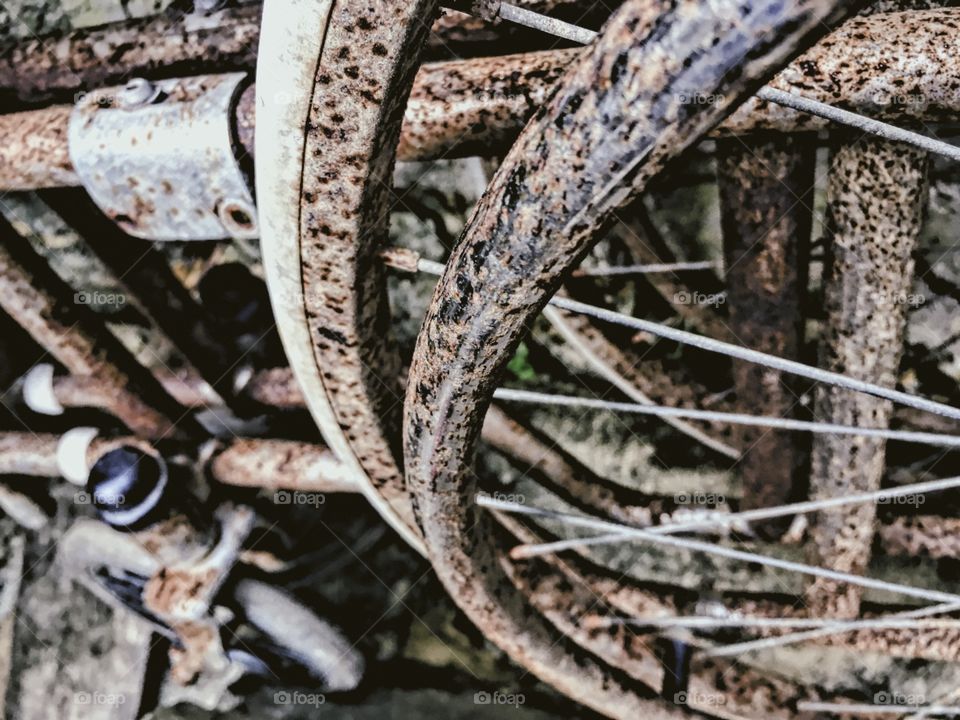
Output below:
[119,78,160,109]
[217,199,258,238]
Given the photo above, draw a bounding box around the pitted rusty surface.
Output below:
[298,0,441,544]
[403,0,858,716]
[144,566,219,619]
[398,48,578,160]
[879,515,960,559]
[211,438,358,494]
[805,137,928,618]
[0,106,76,190]
[724,8,960,134]
[0,4,262,108]
[0,432,119,476]
[718,135,814,534]
[722,598,960,662]
[0,216,191,439]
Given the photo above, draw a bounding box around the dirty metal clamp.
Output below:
[68,73,258,242]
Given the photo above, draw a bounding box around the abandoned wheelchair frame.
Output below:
[1,0,960,717]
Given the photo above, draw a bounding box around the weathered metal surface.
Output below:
[0,106,76,190]
[221,366,960,561]
[806,136,928,618]
[210,438,358,493]
[397,48,577,160]
[67,73,257,241]
[402,0,858,717]
[3,8,960,192]
[0,4,953,193]
[255,0,428,554]
[880,516,960,559]
[723,8,960,134]
[239,366,305,409]
[0,3,262,108]
[0,433,98,477]
[717,135,815,537]
[495,515,882,715]
[0,217,193,439]
[261,0,698,716]
[0,1,594,109]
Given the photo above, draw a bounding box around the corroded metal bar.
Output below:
[0,432,97,476]
[397,48,577,161]
[723,7,960,134]
[0,4,263,108]
[717,134,815,537]
[210,439,358,493]
[0,216,194,439]
[402,1,857,719]
[0,432,356,493]
[805,136,928,618]
[241,367,307,409]
[3,8,959,191]
[0,1,596,108]
[0,106,75,190]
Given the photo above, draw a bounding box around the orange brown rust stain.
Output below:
[143,566,219,616]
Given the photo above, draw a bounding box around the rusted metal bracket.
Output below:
[68,73,257,242]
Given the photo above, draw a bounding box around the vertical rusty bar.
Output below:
[0,215,198,439]
[717,134,815,537]
[805,134,928,617]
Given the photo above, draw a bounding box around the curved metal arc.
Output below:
[254,0,425,554]
[404,0,860,717]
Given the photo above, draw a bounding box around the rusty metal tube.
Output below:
[2,8,959,190]
[0,4,263,109]
[717,134,815,537]
[805,136,929,618]
[210,439,358,494]
[0,432,357,494]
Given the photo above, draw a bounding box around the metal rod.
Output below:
[478,497,960,605]
[3,10,960,188]
[508,474,960,558]
[602,616,960,631]
[497,2,599,44]
[797,701,960,716]
[804,134,928,617]
[0,215,195,438]
[707,600,960,657]
[758,87,960,161]
[571,260,720,276]
[491,387,960,446]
